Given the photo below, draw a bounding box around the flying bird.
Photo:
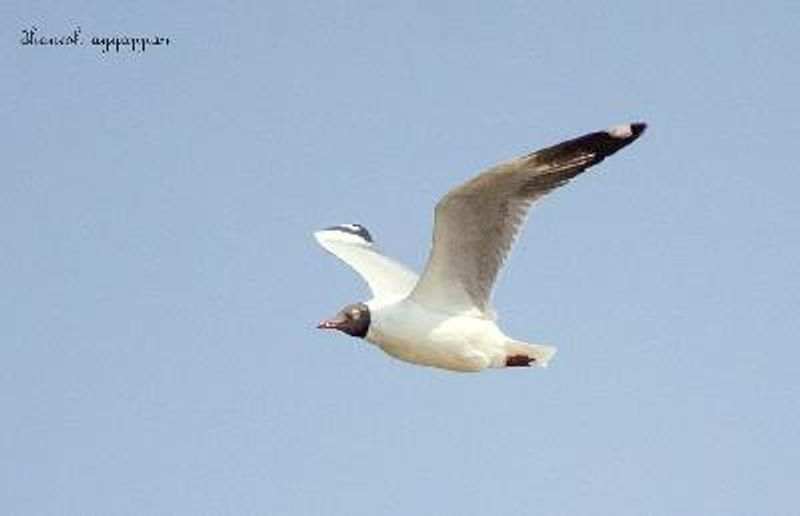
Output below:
[315,122,646,372]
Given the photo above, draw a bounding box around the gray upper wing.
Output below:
[409,123,647,316]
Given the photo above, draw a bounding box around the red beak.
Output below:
[317,320,339,330]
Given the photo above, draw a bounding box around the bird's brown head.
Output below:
[317,302,371,338]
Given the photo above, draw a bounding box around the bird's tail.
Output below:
[505,340,558,368]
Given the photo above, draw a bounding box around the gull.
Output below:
[315,122,646,372]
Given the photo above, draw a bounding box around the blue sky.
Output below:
[2,1,798,514]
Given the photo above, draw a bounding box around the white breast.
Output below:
[365,299,508,372]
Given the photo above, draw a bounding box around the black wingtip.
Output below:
[534,122,647,167]
[606,122,647,141]
[630,122,647,138]
[593,121,647,159]
[322,223,373,243]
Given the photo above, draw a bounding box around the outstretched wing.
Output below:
[314,224,419,301]
[410,122,647,316]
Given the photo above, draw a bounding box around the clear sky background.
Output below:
[2,1,798,514]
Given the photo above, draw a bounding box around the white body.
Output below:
[314,229,555,372]
[315,123,646,372]
[366,298,511,372]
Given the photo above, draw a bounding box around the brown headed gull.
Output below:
[316,122,646,372]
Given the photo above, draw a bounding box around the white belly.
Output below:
[365,300,508,372]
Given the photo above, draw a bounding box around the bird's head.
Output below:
[317,302,371,338]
